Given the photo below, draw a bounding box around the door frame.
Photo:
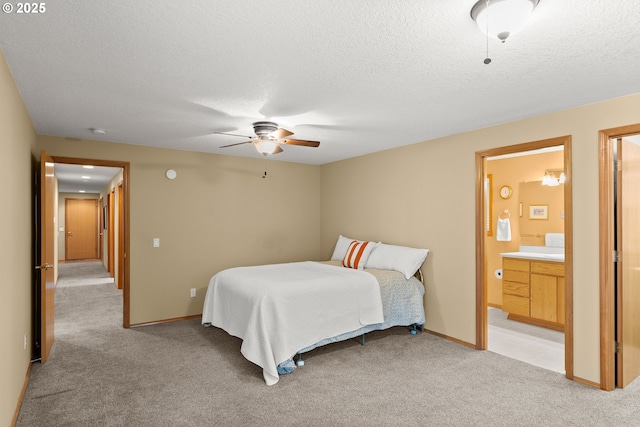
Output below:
[598,123,640,390]
[51,156,131,328]
[117,181,124,290]
[475,135,574,379]
[108,188,115,277]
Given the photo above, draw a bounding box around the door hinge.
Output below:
[613,250,619,262]
[615,341,620,353]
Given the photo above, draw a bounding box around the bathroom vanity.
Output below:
[500,251,565,332]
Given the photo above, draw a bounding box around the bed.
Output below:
[202,236,429,385]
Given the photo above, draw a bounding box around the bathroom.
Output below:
[485,146,565,373]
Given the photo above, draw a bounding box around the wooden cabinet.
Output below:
[502,257,565,331]
[502,258,530,317]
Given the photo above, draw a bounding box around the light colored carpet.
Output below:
[57,261,114,287]
[16,281,640,426]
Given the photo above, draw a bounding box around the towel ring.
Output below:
[499,210,510,219]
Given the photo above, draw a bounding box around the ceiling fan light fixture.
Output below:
[471,0,539,43]
[254,139,279,155]
[217,121,318,155]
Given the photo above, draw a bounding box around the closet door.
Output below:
[617,137,640,387]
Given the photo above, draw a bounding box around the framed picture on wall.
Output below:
[529,204,548,220]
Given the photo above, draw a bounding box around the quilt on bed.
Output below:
[201,261,384,385]
[288,261,425,359]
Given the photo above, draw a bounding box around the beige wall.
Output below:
[36,136,323,324]
[0,51,37,426]
[485,150,564,306]
[320,93,640,384]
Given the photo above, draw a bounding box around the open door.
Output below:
[37,150,55,363]
[117,182,124,289]
[616,137,640,387]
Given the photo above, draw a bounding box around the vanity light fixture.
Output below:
[470,0,540,43]
[542,170,565,186]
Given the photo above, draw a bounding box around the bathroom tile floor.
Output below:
[488,307,565,374]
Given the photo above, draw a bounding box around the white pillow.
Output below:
[365,243,429,279]
[342,240,377,270]
[331,235,356,261]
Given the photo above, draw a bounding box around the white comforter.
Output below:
[201,261,384,385]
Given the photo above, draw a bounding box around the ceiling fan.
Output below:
[215,121,320,155]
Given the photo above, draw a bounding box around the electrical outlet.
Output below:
[190,288,196,298]
[153,238,160,248]
[24,333,27,350]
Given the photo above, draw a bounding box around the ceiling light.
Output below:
[82,165,94,169]
[91,128,107,135]
[81,176,91,179]
[471,0,539,43]
[254,139,279,155]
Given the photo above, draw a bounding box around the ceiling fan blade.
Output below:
[281,138,320,147]
[269,128,294,139]
[213,131,253,139]
[219,140,253,148]
[272,145,284,154]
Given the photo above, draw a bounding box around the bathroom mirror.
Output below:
[518,180,564,246]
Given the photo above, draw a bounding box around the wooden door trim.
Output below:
[475,136,574,379]
[51,156,131,328]
[98,197,103,260]
[117,181,124,290]
[598,123,640,390]
[108,188,115,277]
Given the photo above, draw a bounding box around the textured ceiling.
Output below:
[2,0,640,167]
[54,163,122,193]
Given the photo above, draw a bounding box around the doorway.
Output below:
[475,135,574,379]
[598,125,640,390]
[50,156,130,328]
[485,148,565,373]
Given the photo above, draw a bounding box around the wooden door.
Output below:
[108,188,115,277]
[531,274,558,323]
[65,199,98,260]
[38,151,55,363]
[617,137,640,387]
[98,197,104,259]
[117,182,124,289]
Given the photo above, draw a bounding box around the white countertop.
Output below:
[500,252,564,262]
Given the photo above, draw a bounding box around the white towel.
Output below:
[496,218,512,241]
